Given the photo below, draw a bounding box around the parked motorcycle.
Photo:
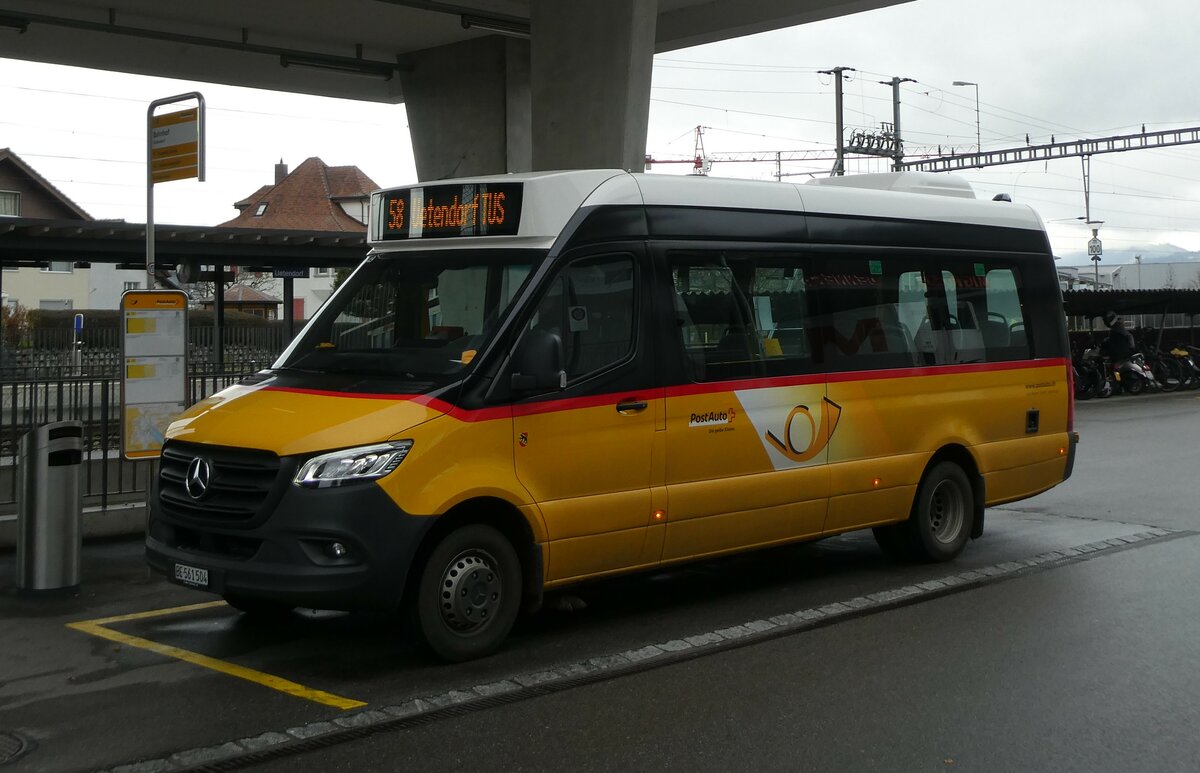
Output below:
[1112,352,1159,395]
[1078,346,1113,398]
[1172,346,1200,389]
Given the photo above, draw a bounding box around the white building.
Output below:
[1,147,94,311]
[1111,261,1200,291]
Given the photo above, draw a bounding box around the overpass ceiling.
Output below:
[0,0,908,103]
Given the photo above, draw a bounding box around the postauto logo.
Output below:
[689,408,736,427]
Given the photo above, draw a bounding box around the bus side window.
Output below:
[525,254,637,383]
[983,266,1031,361]
[935,265,1032,363]
[669,252,814,381]
[671,258,762,381]
[812,259,921,371]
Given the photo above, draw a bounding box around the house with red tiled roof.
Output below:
[219,157,377,231]
[1,148,94,312]
[217,158,379,319]
[198,283,284,320]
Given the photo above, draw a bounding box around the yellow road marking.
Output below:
[67,604,367,711]
[82,600,228,626]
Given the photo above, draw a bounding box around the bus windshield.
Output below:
[277,249,543,384]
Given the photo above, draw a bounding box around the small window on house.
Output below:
[255,202,269,217]
[0,191,19,217]
[123,281,141,292]
[41,262,73,273]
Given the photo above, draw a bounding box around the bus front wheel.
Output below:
[414,524,522,662]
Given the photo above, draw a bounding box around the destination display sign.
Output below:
[375,183,523,240]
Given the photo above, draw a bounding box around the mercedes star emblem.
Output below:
[185,457,212,500]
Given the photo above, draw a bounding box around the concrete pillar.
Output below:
[530,0,657,172]
[400,37,531,181]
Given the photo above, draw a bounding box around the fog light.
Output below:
[327,542,348,559]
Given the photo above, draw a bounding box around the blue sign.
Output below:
[74,313,84,332]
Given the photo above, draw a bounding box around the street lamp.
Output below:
[953,80,980,152]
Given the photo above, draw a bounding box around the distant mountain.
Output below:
[1057,243,1200,267]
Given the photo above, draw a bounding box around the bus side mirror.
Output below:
[511,328,567,393]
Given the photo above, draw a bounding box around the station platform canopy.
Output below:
[0,217,367,272]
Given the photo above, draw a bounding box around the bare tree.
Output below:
[189,267,283,303]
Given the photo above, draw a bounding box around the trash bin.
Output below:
[15,421,84,596]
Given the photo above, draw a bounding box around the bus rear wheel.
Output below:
[873,462,974,562]
[414,524,522,662]
[907,461,973,562]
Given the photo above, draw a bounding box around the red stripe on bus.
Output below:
[263,358,1069,421]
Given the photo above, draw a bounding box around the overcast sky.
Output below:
[2,0,1198,267]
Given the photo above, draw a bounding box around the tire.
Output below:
[1074,364,1099,400]
[1152,358,1181,392]
[224,594,295,619]
[904,461,974,562]
[1123,371,1146,395]
[414,524,522,662]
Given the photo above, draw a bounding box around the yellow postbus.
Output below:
[147,169,1077,661]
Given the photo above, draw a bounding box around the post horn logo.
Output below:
[765,397,842,463]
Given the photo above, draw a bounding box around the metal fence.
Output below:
[0,363,260,511]
[22,325,284,352]
[3,326,284,377]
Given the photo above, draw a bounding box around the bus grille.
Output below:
[159,442,283,524]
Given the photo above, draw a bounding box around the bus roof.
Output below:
[368,169,1046,251]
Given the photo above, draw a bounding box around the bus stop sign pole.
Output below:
[146,92,205,290]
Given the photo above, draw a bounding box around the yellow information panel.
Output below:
[150,107,200,184]
[121,291,188,459]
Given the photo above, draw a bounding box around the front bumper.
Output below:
[146,475,436,612]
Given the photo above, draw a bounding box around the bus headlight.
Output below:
[294,441,413,488]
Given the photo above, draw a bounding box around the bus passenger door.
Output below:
[510,250,663,583]
[661,251,830,561]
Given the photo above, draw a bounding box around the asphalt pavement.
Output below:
[255,533,1200,773]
